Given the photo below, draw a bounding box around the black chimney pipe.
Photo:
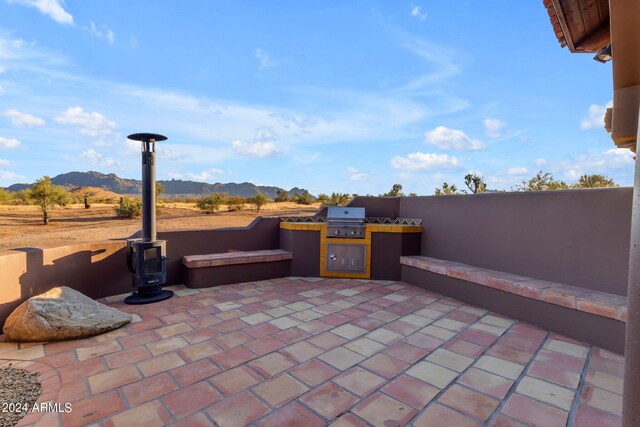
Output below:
[124,133,172,305]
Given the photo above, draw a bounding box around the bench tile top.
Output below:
[184,249,293,268]
[400,256,627,323]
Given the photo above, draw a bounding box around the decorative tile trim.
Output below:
[400,256,627,322]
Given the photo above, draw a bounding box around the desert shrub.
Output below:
[274,189,289,202]
[115,198,142,218]
[227,196,246,211]
[29,176,72,224]
[196,193,225,214]
[248,193,269,213]
[10,189,31,205]
[296,191,313,205]
[0,188,12,205]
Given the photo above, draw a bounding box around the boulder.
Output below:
[3,286,132,341]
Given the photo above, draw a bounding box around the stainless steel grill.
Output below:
[326,207,366,238]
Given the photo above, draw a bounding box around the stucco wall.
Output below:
[398,188,632,295]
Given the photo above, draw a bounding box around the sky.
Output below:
[0,0,631,195]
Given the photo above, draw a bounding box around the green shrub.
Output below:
[196,193,225,214]
[115,198,142,218]
[227,196,246,211]
[248,193,269,213]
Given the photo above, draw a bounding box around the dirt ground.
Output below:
[0,202,321,250]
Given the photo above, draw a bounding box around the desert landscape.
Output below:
[0,201,321,250]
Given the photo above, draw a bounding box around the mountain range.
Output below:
[4,171,311,199]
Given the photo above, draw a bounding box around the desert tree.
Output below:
[195,193,226,214]
[155,182,165,197]
[114,198,142,218]
[516,171,568,191]
[383,183,404,197]
[0,188,11,205]
[463,173,487,194]
[316,193,330,205]
[573,174,618,188]
[227,196,246,211]
[434,183,460,196]
[249,193,269,213]
[29,176,71,225]
[274,189,289,202]
[296,191,313,205]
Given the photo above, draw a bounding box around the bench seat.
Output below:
[182,249,293,289]
[400,256,627,322]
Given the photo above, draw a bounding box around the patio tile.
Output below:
[244,335,286,356]
[269,316,302,330]
[366,328,403,345]
[249,352,296,377]
[299,290,323,298]
[581,384,623,415]
[439,384,500,421]
[286,301,314,311]
[481,314,515,328]
[458,367,514,399]
[207,391,270,427]
[331,324,368,340]
[138,352,185,377]
[88,365,141,394]
[502,394,568,427]
[353,393,417,427]
[252,374,309,407]
[399,314,433,327]
[383,342,427,363]
[301,382,360,419]
[104,346,151,369]
[432,317,468,332]
[406,360,458,389]
[475,355,525,380]
[334,367,386,397]
[273,327,311,344]
[297,319,333,334]
[76,340,122,361]
[257,402,325,427]
[382,374,439,409]
[414,307,446,320]
[162,380,222,418]
[156,322,193,339]
[210,366,263,395]
[413,403,481,427]
[280,341,323,362]
[536,348,586,373]
[368,309,400,322]
[170,358,220,386]
[292,309,324,321]
[490,414,529,427]
[421,325,457,341]
[121,373,179,406]
[426,348,474,372]
[528,360,581,389]
[216,330,252,349]
[265,306,295,318]
[344,337,386,357]
[360,353,409,379]
[62,391,126,426]
[385,320,420,335]
[469,322,508,336]
[179,341,222,361]
[586,369,624,394]
[544,338,589,359]
[515,376,575,411]
[147,336,189,356]
[210,345,256,369]
[575,403,623,427]
[328,413,370,427]
[290,358,340,386]
[487,343,535,365]
[308,331,348,350]
[240,312,274,325]
[457,328,498,346]
[443,338,485,358]
[320,346,366,370]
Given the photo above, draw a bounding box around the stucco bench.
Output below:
[400,256,627,322]
[182,249,293,288]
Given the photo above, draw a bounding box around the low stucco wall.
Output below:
[398,188,632,296]
[0,241,131,330]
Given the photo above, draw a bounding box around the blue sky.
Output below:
[0,1,631,195]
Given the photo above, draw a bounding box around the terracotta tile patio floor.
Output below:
[0,277,625,426]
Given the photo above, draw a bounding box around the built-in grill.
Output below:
[326,207,366,238]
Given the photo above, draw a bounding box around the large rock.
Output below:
[3,287,132,341]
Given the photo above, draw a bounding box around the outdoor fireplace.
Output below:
[124,133,173,304]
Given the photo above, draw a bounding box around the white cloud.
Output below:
[0,158,10,166]
[562,148,634,179]
[344,167,369,181]
[391,152,461,171]
[534,158,547,167]
[410,5,428,21]
[580,102,612,130]
[187,168,224,182]
[3,109,46,127]
[507,167,528,176]
[0,170,21,180]
[80,148,116,167]
[0,65,6,73]
[231,140,281,157]
[0,136,22,149]
[55,106,117,137]
[83,22,116,45]
[7,0,73,25]
[0,85,4,95]
[255,48,276,71]
[484,118,506,138]
[424,126,485,151]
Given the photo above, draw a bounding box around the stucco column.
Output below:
[623,109,640,426]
